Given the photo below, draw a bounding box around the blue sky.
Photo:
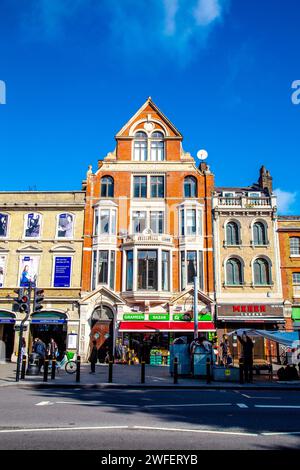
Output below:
[0,0,299,213]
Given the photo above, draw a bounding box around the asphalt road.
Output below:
[0,387,300,450]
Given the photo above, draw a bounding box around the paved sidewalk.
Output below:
[1,361,300,390]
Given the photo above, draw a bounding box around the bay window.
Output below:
[94,207,117,236]
[92,250,116,290]
[180,206,202,236]
[98,251,109,284]
[180,250,204,290]
[138,250,158,290]
[150,211,164,234]
[161,251,170,291]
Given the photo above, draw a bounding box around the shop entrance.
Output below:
[0,313,16,361]
[90,306,114,363]
[30,313,68,358]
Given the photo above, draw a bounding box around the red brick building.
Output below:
[79,98,215,361]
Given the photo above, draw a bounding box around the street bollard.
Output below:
[108,359,113,383]
[76,355,81,383]
[21,355,26,380]
[51,358,56,380]
[239,358,244,384]
[206,356,211,384]
[141,360,145,384]
[173,357,178,384]
[43,357,49,382]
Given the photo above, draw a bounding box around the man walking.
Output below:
[237,332,254,383]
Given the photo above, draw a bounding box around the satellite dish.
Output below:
[197,149,208,160]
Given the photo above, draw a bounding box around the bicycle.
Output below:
[40,353,77,375]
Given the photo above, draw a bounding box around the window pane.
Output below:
[293,273,300,284]
[254,259,269,285]
[150,211,163,234]
[150,141,164,161]
[126,251,133,291]
[187,251,197,283]
[226,259,242,285]
[101,177,114,197]
[92,251,97,290]
[94,213,99,236]
[111,211,116,235]
[134,141,147,161]
[253,222,266,245]
[227,222,239,245]
[184,177,197,198]
[98,251,108,284]
[133,211,146,233]
[290,237,300,255]
[137,250,157,290]
[181,209,185,236]
[133,176,147,198]
[197,210,202,236]
[162,251,170,291]
[198,251,203,290]
[186,210,196,235]
[151,176,164,198]
[109,251,115,289]
[181,251,186,290]
[100,210,110,234]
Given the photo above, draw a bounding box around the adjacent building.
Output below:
[212,167,285,361]
[79,98,216,361]
[278,216,300,331]
[0,191,85,361]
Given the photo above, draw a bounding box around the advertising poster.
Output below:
[25,213,41,238]
[19,256,39,286]
[0,255,5,287]
[57,213,73,238]
[53,256,72,287]
[0,214,8,237]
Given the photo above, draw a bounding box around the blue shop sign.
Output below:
[53,257,72,288]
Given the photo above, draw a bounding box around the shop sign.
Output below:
[0,319,15,324]
[173,313,212,321]
[123,313,145,321]
[31,319,66,324]
[217,304,284,318]
[149,314,169,321]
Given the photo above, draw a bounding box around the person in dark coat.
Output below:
[89,340,98,374]
[237,332,254,383]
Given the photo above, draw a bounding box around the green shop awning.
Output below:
[0,311,16,324]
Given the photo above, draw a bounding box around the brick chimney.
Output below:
[258,165,273,195]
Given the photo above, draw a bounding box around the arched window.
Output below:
[226,222,240,245]
[150,131,164,161]
[133,131,147,161]
[253,258,271,285]
[184,176,197,198]
[253,222,267,245]
[101,176,114,198]
[290,237,300,256]
[226,258,243,285]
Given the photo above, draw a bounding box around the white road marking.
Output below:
[255,405,300,409]
[55,401,138,408]
[241,394,251,398]
[262,431,300,436]
[237,403,248,408]
[35,401,53,406]
[144,403,232,408]
[132,426,258,437]
[0,426,129,434]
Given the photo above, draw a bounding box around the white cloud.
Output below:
[273,188,297,214]
[22,0,230,63]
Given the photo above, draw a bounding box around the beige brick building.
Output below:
[0,191,85,361]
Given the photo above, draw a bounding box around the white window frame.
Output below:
[132,174,165,199]
[180,250,204,291]
[130,208,165,234]
[132,130,165,162]
[91,249,116,291]
[179,205,202,237]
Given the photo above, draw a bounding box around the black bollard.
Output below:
[43,357,49,382]
[141,360,145,384]
[206,356,211,384]
[51,358,56,380]
[21,355,26,380]
[239,358,244,384]
[173,357,178,384]
[108,360,113,383]
[76,355,81,383]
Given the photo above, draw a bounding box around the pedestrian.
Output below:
[34,338,47,371]
[220,335,230,366]
[237,331,254,383]
[20,337,26,362]
[47,338,58,359]
[89,340,98,374]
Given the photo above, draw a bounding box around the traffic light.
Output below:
[33,288,44,313]
[13,288,30,313]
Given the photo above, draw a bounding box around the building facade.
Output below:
[79,98,215,362]
[0,191,85,361]
[278,216,300,330]
[212,167,285,361]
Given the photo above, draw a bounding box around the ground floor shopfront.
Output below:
[216,302,286,364]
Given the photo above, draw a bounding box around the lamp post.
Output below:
[193,276,198,340]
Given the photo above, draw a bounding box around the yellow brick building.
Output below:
[0,191,85,361]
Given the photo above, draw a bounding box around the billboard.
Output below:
[25,213,41,238]
[0,214,8,237]
[57,213,74,238]
[0,255,5,287]
[53,257,72,287]
[19,256,39,287]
